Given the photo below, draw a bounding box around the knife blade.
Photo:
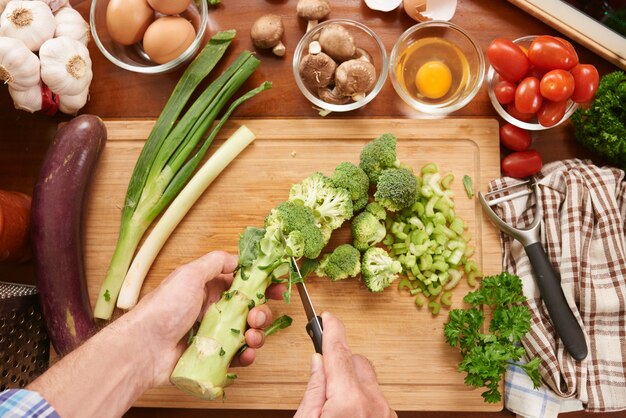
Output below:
[292,257,323,354]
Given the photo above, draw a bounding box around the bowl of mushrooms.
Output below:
[293,19,388,112]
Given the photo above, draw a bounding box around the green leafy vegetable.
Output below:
[571,71,626,169]
[444,272,540,404]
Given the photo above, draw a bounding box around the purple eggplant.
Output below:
[31,115,107,355]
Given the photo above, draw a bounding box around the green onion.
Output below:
[94,32,269,320]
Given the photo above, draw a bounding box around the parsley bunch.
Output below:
[444,272,541,403]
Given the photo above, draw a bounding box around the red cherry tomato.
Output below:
[487,38,530,82]
[515,77,542,114]
[569,64,600,103]
[494,80,517,105]
[501,150,543,178]
[500,123,532,151]
[539,69,575,102]
[537,99,568,127]
[506,103,535,122]
[526,65,547,80]
[527,35,578,70]
[554,37,579,66]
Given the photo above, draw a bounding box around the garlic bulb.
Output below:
[0,1,56,51]
[33,0,69,13]
[0,0,12,15]
[0,36,40,91]
[58,87,89,115]
[54,6,89,46]
[39,36,92,96]
[9,81,43,113]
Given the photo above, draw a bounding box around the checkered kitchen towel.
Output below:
[489,159,626,414]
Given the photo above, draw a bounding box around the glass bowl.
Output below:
[389,21,485,115]
[487,35,578,130]
[90,0,208,74]
[292,19,388,112]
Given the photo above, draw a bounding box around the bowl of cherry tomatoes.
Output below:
[486,35,599,130]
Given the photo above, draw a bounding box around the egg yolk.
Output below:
[415,61,452,100]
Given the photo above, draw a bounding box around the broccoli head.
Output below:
[316,244,361,281]
[351,211,386,251]
[364,201,387,221]
[289,172,354,233]
[265,201,325,259]
[331,162,370,212]
[361,247,402,292]
[374,168,418,212]
[359,133,400,184]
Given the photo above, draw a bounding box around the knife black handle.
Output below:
[305,315,323,354]
[525,242,588,361]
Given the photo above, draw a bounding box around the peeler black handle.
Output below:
[525,242,588,361]
[305,315,323,354]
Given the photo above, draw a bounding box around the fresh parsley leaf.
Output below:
[238,227,265,268]
[444,272,540,404]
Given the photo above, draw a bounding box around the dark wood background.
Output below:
[0,0,623,417]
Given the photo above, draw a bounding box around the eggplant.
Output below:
[31,115,107,355]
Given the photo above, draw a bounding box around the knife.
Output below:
[292,258,324,354]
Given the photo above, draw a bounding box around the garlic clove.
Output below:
[0,0,11,15]
[9,81,43,113]
[54,6,89,46]
[58,87,89,115]
[40,36,92,96]
[0,36,41,91]
[0,1,56,51]
[39,0,70,13]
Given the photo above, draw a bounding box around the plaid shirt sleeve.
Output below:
[0,389,60,418]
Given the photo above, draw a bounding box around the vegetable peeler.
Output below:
[479,179,588,361]
[291,258,324,354]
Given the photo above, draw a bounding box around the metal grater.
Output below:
[0,281,50,392]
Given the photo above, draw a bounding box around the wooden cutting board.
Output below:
[84,118,502,411]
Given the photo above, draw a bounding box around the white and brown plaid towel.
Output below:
[489,159,626,414]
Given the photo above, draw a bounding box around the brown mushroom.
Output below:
[352,47,373,63]
[297,0,331,32]
[334,59,377,101]
[318,23,356,62]
[298,52,337,89]
[250,14,286,57]
[318,87,351,105]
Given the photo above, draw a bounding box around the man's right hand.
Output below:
[294,312,397,418]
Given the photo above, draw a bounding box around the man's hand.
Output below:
[294,312,397,418]
[124,251,284,386]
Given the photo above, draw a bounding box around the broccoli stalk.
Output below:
[170,202,322,399]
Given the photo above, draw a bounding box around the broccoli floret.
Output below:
[289,172,353,233]
[374,168,418,212]
[364,201,386,221]
[351,211,386,251]
[331,162,370,212]
[361,247,402,292]
[265,201,325,259]
[359,133,400,184]
[316,244,361,281]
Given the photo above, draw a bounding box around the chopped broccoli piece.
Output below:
[265,201,325,259]
[351,211,386,251]
[364,201,386,221]
[361,247,402,292]
[374,168,418,212]
[289,172,353,233]
[316,244,361,281]
[331,162,370,212]
[359,133,400,184]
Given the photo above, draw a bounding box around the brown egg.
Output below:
[106,0,154,46]
[142,16,196,64]
[147,0,191,15]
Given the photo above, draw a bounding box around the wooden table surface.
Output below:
[0,0,623,417]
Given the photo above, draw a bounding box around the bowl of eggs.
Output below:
[389,20,485,115]
[90,0,208,73]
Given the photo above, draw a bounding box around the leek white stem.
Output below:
[116,125,256,310]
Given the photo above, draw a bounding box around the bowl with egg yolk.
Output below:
[389,21,485,115]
